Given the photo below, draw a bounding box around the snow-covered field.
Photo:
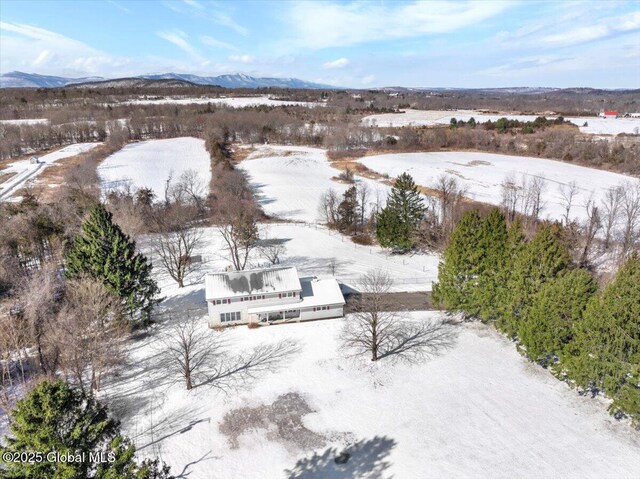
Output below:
[98,137,211,199]
[0,143,100,201]
[119,96,319,108]
[105,310,640,479]
[362,110,640,135]
[358,151,640,223]
[240,145,390,223]
[0,118,49,126]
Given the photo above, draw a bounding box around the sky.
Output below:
[0,0,639,88]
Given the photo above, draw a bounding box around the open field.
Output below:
[358,151,640,223]
[104,310,640,479]
[0,118,49,125]
[118,96,319,108]
[0,142,100,201]
[98,137,211,199]
[362,110,640,135]
[240,145,391,223]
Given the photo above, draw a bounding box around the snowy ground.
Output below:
[0,143,100,201]
[104,309,640,479]
[140,223,438,293]
[239,145,390,223]
[0,118,49,126]
[358,151,640,223]
[362,110,640,135]
[118,96,319,108]
[98,137,211,199]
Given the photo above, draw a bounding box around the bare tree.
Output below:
[619,182,640,257]
[522,175,546,224]
[343,270,456,362]
[171,169,207,214]
[16,264,63,375]
[215,198,260,271]
[151,203,203,288]
[500,174,520,223]
[318,188,340,226]
[433,175,467,235]
[259,239,287,266]
[579,198,602,267]
[162,318,216,390]
[601,185,623,250]
[342,270,398,362]
[559,181,579,226]
[55,277,126,394]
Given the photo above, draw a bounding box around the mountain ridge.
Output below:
[0,71,335,89]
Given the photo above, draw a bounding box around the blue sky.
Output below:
[1,0,638,88]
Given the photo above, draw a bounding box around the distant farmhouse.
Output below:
[599,110,619,118]
[205,266,345,326]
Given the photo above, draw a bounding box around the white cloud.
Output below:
[229,54,255,64]
[322,57,349,69]
[157,30,207,64]
[288,0,511,49]
[540,11,640,47]
[0,21,130,76]
[361,74,376,85]
[200,35,237,51]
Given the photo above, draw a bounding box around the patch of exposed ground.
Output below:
[219,392,327,450]
[344,291,436,313]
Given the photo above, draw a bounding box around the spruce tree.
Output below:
[66,204,159,323]
[497,223,570,338]
[432,210,484,314]
[376,206,413,250]
[376,172,425,250]
[0,380,172,478]
[565,255,640,423]
[518,268,597,367]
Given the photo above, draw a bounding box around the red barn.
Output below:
[599,111,618,118]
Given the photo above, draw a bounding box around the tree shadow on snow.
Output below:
[285,436,397,479]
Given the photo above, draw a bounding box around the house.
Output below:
[205,266,345,327]
[599,111,618,118]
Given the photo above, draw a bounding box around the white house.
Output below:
[205,266,345,327]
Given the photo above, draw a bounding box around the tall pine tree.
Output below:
[497,223,570,338]
[376,173,425,250]
[66,204,159,323]
[432,209,484,314]
[565,254,640,423]
[0,380,172,478]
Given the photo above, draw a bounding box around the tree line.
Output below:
[433,209,640,425]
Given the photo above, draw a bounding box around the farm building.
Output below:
[599,111,618,118]
[205,266,345,326]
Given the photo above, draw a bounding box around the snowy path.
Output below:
[0,143,100,201]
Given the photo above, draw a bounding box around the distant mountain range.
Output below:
[0,71,334,89]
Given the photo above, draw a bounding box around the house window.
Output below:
[220,311,241,323]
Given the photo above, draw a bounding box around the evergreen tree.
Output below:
[497,223,570,338]
[376,173,425,250]
[66,204,159,323]
[518,268,597,367]
[376,206,413,250]
[432,210,484,314]
[565,255,640,423]
[474,209,508,320]
[0,380,172,478]
[336,185,358,234]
